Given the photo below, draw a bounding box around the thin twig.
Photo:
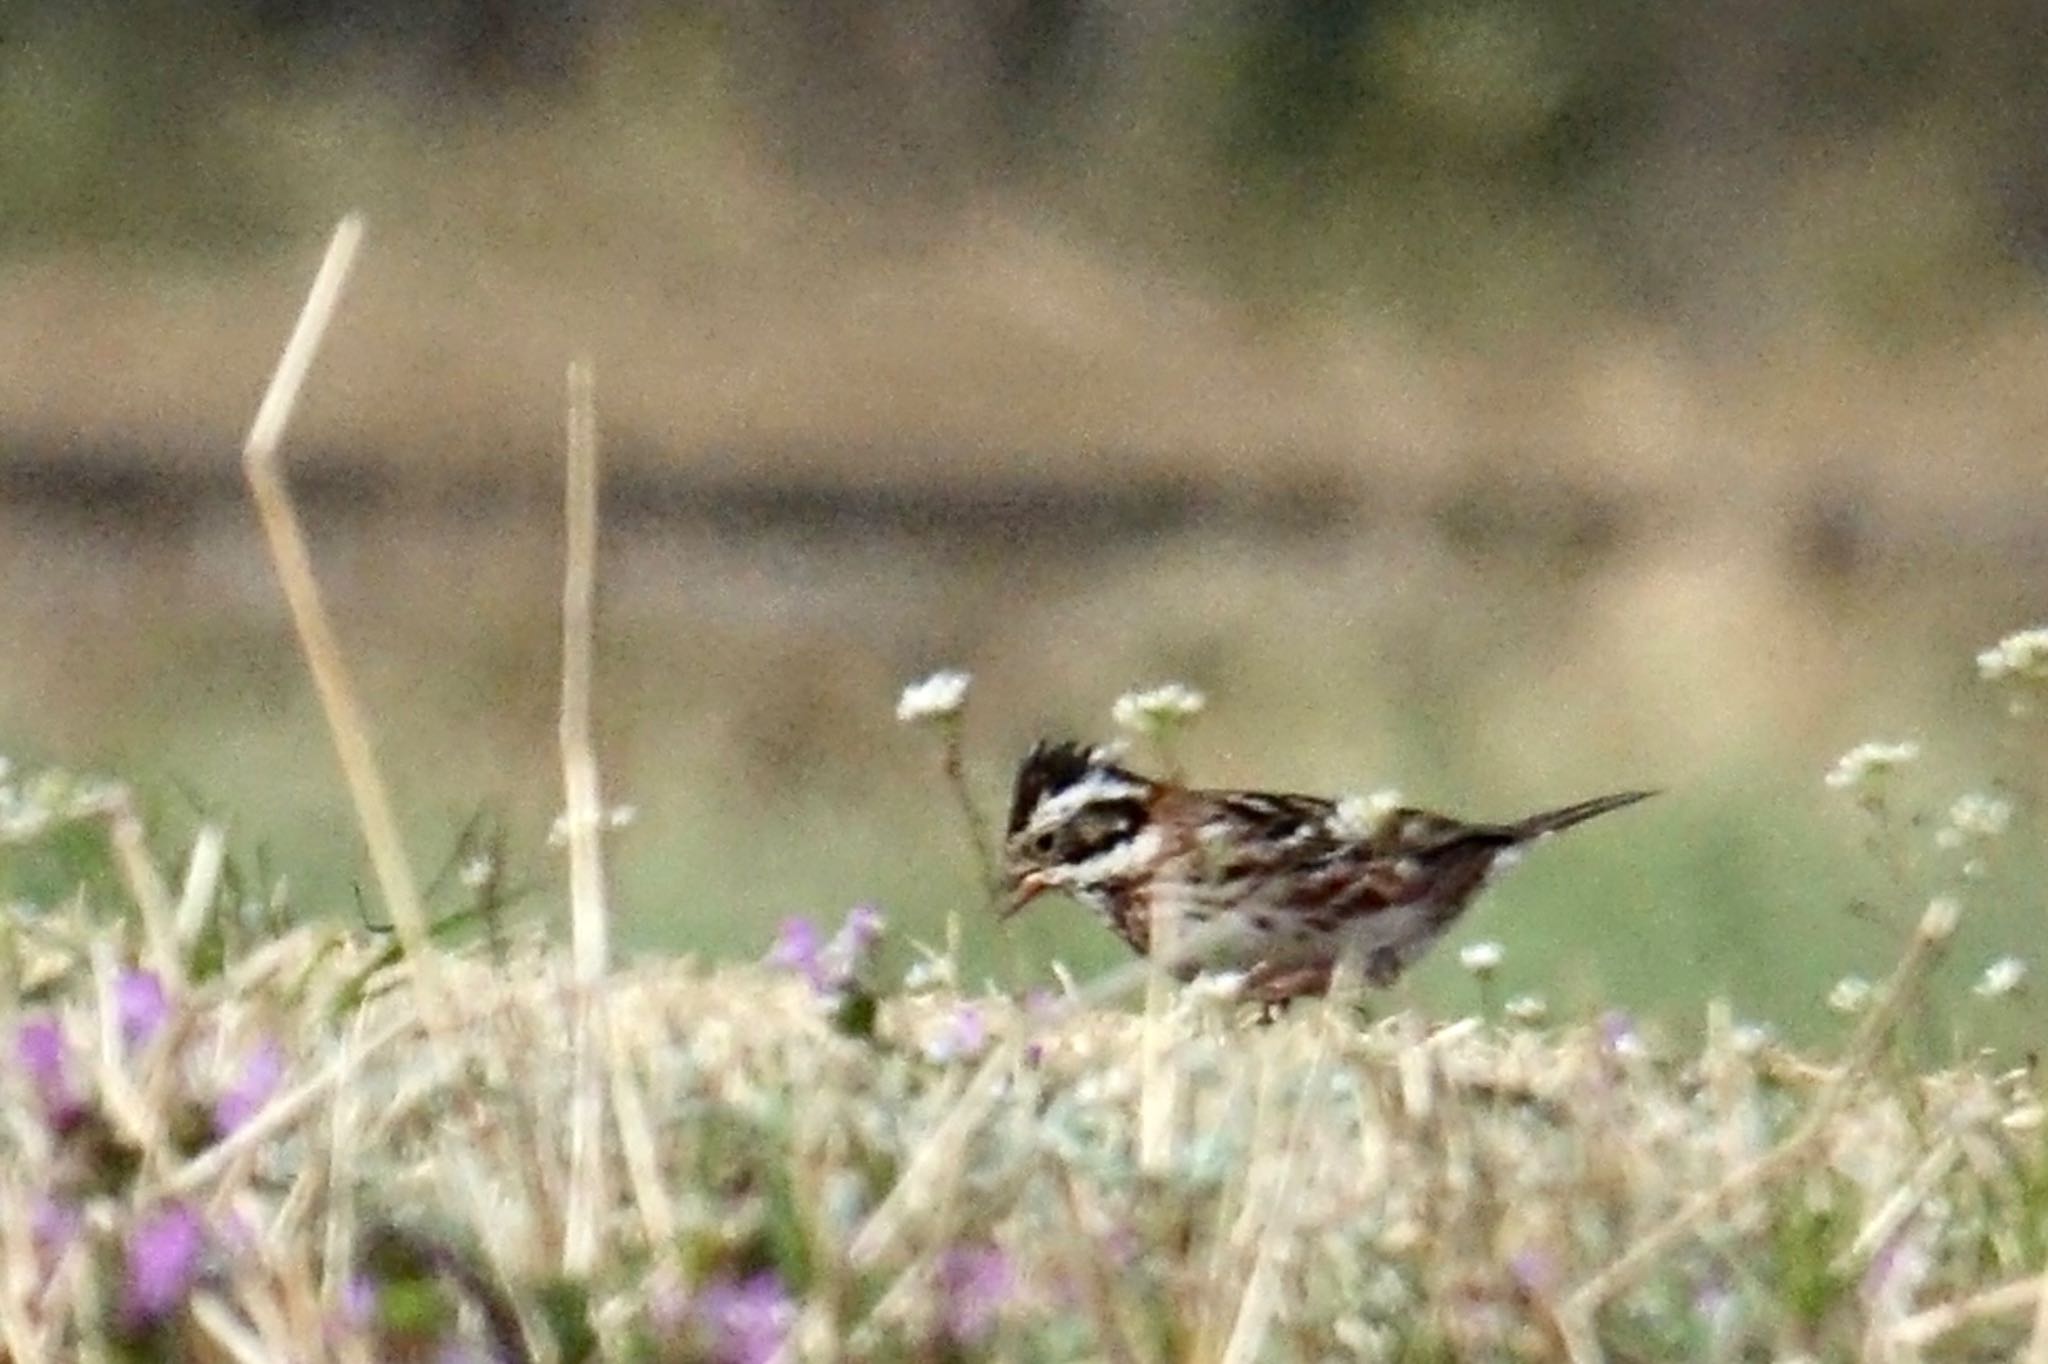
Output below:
[101,789,182,989]
[1897,1275,2040,1346]
[238,214,450,1032]
[173,824,227,948]
[558,358,611,1277]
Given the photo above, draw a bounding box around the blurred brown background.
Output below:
[3,0,2044,1035]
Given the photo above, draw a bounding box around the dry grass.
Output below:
[0,865,2040,1361]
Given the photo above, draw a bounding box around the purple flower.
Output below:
[766,917,825,987]
[115,970,171,1050]
[1598,1010,1642,1056]
[339,1274,378,1331]
[1862,1229,1930,1305]
[122,1202,205,1325]
[16,1015,85,1131]
[1507,1248,1558,1297]
[935,1244,1012,1344]
[831,904,885,959]
[32,1197,79,1262]
[212,1038,287,1138]
[768,907,888,996]
[696,1271,796,1364]
[924,1004,988,1063]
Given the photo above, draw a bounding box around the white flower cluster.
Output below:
[1111,683,1207,736]
[1503,994,1548,1025]
[1331,789,1405,840]
[0,762,120,843]
[1975,955,2027,999]
[895,669,972,724]
[1823,740,1920,792]
[1976,627,2048,683]
[1827,975,1873,1015]
[1459,940,1504,976]
[1935,792,2013,849]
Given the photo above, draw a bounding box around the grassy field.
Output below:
[3,222,2047,1363]
[4,497,2044,1049]
[0,785,2039,1362]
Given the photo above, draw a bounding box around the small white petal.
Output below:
[896,670,972,724]
[1823,741,1921,792]
[1827,975,1873,1014]
[1977,627,2048,683]
[1111,683,1208,736]
[1975,955,2027,999]
[1459,941,1505,975]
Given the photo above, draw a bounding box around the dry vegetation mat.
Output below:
[0,854,2041,1362]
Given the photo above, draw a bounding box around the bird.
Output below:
[1000,740,1653,1005]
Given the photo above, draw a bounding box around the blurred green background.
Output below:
[4,0,2047,1042]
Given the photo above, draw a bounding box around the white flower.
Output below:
[896,670,972,724]
[1936,793,2013,849]
[1459,941,1505,976]
[1503,994,1548,1024]
[1111,683,1207,736]
[1823,741,1921,791]
[1331,790,1404,840]
[1729,1022,1772,1056]
[1977,627,2048,683]
[1975,955,2027,999]
[458,854,497,889]
[1827,975,1873,1014]
[902,955,956,993]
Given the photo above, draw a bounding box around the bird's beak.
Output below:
[1001,872,1052,920]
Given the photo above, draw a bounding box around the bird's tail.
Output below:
[1509,790,1657,841]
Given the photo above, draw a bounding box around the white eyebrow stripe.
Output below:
[1032,770,1150,828]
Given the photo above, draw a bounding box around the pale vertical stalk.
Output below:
[1137,899,1181,1175]
[172,824,227,947]
[1217,1037,1328,1364]
[938,719,996,967]
[103,789,183,990]
[2026,1249,2048,1363]
[238,214,449,1031]
[605,1009,677,1251]
[558,359,611,1276]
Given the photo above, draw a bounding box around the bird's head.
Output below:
[1000,740,1158,917]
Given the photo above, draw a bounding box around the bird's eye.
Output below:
[1030,831,1056,855]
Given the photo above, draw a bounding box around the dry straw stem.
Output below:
[1896,1275,2041,1346]
[100,787,182,989]
[558,358,612,1276]
[1138,900,1182,1175]
[172,824,227,948]
[1217,1036,1331,1364]
[1558,897,1957,1362]
[162,1005,422,1197]
[849,1044,1020,1269]
[238,213,450,1032]
[2028,1220,2048,1358]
